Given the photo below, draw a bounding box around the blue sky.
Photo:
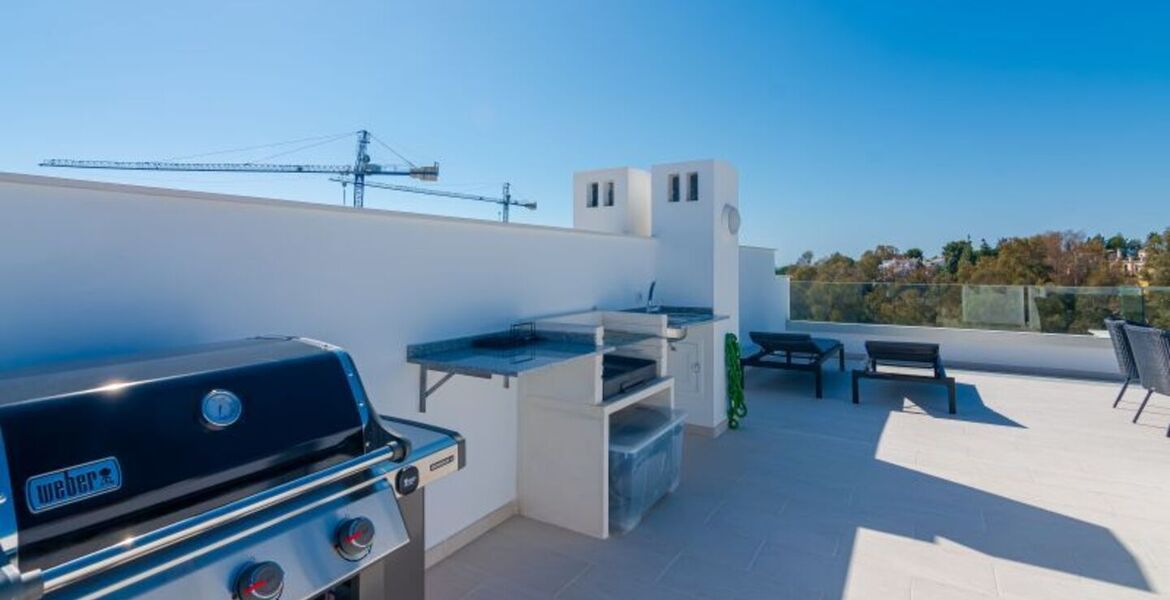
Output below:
[2,1,1167,263]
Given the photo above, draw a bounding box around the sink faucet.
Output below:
[646,281,659,312]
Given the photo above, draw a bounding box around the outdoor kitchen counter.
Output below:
[665,312,731,327]
[618,306,730,338]
[407,331,611,378]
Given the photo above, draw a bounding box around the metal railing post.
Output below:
[1023,286,1031,328]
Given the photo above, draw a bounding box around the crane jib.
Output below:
[39,129,460,211]
[38,159,422,175]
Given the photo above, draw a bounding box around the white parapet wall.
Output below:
[787,320,1119,380]
[773,274,1115,379]
[778,275,791,326]
[0,173,659,550]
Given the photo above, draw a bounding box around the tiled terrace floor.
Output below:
[428,365,1170,599]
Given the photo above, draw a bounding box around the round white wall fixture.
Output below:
[722,204,741,235]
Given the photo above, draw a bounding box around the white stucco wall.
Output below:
[708,162,739,432]
[572,167,651,237]
[648,160,740,431]
[711,161,740,328]
[778,275,791,325]
[0,173,657,549]
[627,169,652,237]
[738,246,784,340]
[649,161,716,308]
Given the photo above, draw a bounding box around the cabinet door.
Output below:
[671,341,703,396]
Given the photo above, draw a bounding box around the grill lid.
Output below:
[0,337,378,571]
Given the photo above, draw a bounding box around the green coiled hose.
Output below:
[725,333,747,429]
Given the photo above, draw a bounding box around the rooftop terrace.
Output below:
[428,366,1170,600]
[2,173,1164,600]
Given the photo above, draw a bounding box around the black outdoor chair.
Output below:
[741,332,844,398]
[1104,317,1144,408]
[852,341,956,414]
[1124,324,1170,436]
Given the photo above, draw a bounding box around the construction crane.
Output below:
[335,178,537,223]
[40,130,438,208]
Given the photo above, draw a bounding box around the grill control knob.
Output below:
[335,517,376,561]
[235,561,284,600]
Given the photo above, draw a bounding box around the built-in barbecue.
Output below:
[0,336,463,600]
[601,355,658,400]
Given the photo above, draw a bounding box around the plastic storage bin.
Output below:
[608,406,687,533]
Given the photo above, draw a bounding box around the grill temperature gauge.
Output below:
[201,389,242,429]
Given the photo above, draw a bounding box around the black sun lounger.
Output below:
[742,332,844,398]
[852,341,956,413]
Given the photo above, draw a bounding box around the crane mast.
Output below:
[352,130,369,208]
[40,130,438,208]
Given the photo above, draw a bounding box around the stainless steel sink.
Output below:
[622,306,715,326]
[620,306,723,341]
[665,313,710,325]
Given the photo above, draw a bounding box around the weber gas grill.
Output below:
[0,337,464,600]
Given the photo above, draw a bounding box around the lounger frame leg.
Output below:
[1134,389,1154,424]
[815,369,823,399]
[838,347,845,371]
[1113,378,1130,408]
[946,378,957,414]
[851,371,860,404]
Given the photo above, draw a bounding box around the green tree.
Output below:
[1106,233,1127,253]
[963,235,1049,285]
[1143,229,1170,328]
[941,239,975,276]
[1145,230,1170,285]
[976,238,997,261]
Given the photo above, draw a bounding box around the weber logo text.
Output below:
[26,457,122,513]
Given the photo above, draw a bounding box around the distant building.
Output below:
[1108,248,1147,276]
[879,256,939,276]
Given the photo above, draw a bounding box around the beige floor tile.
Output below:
[427,368,1170,599]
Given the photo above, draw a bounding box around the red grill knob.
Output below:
[235,561,284,600]
[335,516,376,561]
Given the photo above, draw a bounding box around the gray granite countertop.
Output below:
[620,306,731,329]
[407,329,609,378]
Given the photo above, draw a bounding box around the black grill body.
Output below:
[0,337,463,600]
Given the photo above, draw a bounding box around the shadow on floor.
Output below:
[737,366,1150,598]
[858,377,1024,428]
